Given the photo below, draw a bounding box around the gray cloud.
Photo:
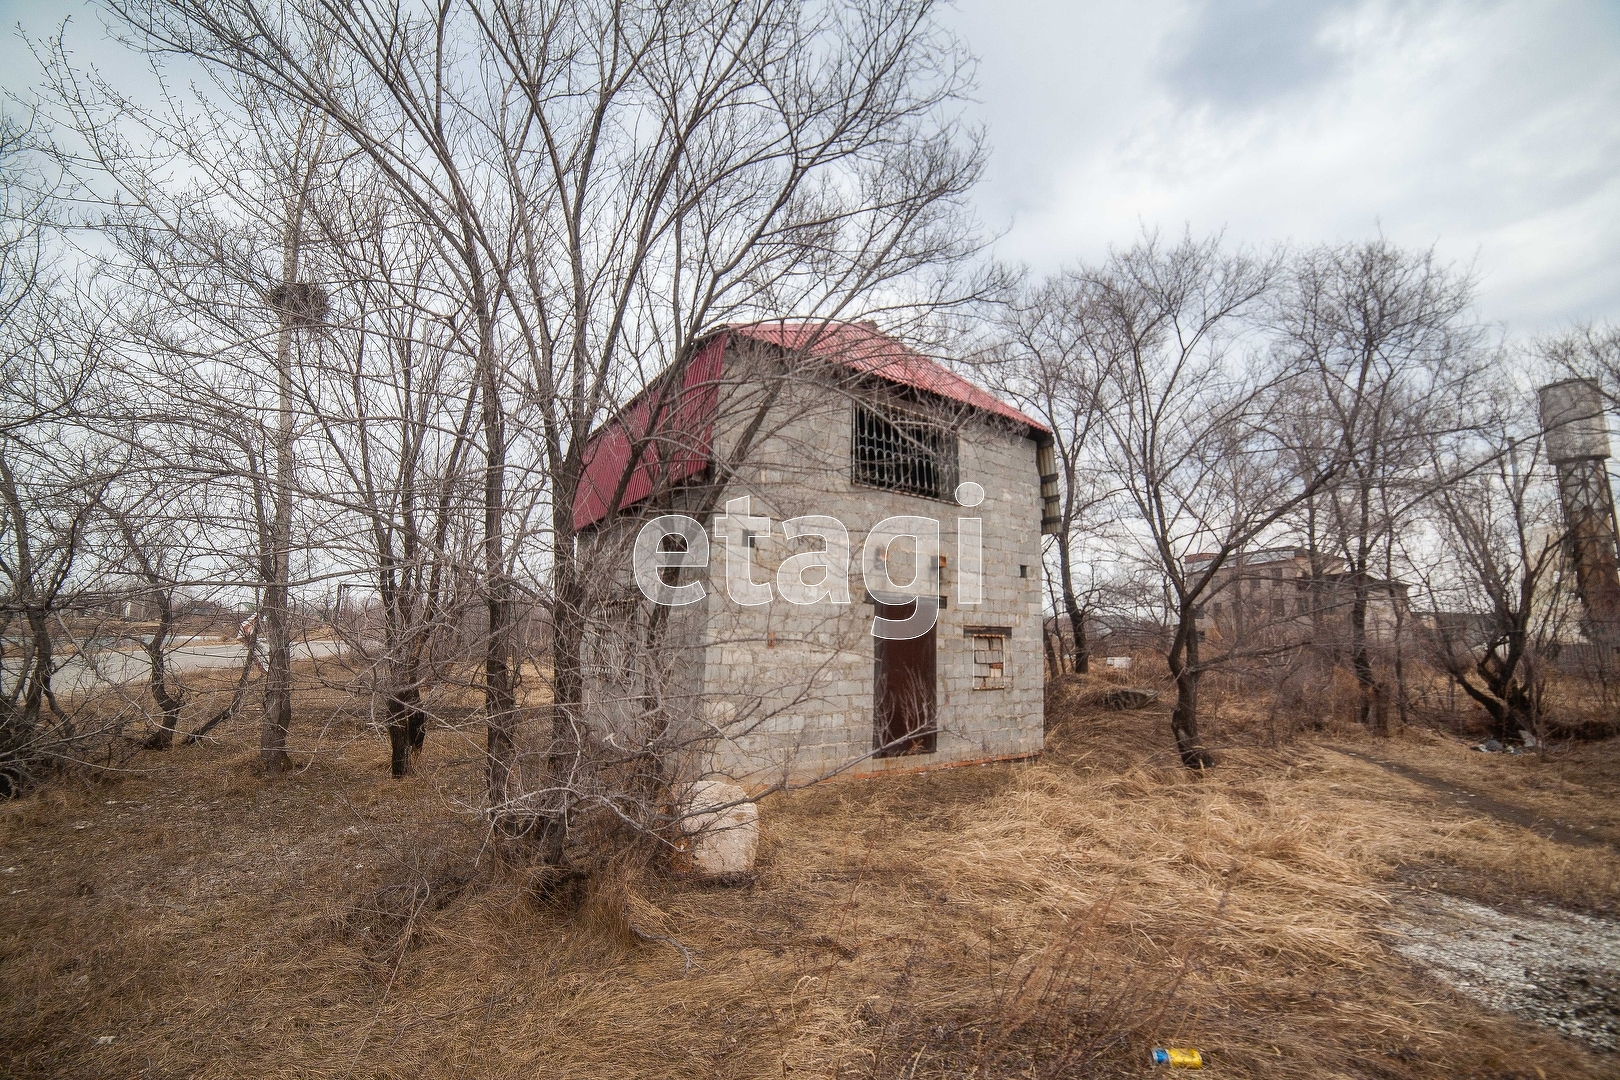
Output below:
[4,0,1617,335]
[1160,0,1362,109]
[946,0,1620,334]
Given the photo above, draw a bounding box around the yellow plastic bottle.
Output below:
[1150,1047,1204,1068]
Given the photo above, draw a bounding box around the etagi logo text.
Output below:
[632,483,988,641]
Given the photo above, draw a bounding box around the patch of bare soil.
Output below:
[1389,894,1620,1051]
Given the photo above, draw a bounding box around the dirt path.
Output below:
[1327,744,1618,852]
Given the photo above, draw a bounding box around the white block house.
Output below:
[573,320,1053,789]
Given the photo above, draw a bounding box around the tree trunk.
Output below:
[1056,536,1088,674]
[1167,607,1215,769]
[387,680,425,778]
[21,606,51,731]
[143,587,183,750]
[1386,548,1410,729]
[543,499,583,865]
[0,606,50,797]
[0,457,42,775]
[1233,545,1245,650]
[1453,642,1530,744]
[184,625,260,745]
[260,303,296,776]
[472,293,520,836]
[1349,571,1381,734]
[377,558,427,779]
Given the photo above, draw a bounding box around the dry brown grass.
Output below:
[2,667,1617,1079]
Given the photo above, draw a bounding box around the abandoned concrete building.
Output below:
[1189,546,1412,649]
[572,320,1053,789]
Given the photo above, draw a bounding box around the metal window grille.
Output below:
[852,406,958,500]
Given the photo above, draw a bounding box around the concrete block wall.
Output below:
[691,350,1046,788]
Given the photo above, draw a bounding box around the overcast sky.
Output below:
[5,0,1618,336]
[944,0,1620,335]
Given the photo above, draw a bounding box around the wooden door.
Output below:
[873,599,937,756]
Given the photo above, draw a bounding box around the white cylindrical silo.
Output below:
[1538,378,1610,465]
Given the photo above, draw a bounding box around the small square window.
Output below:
[1019,565,1029,578]
[971,633,1008,690]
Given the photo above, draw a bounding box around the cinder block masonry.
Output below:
[575,321,1051,789]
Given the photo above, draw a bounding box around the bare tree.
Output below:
[0,110,119,792]
[259,103,334,775]
[298,171,483,777]
[0,442,116,791]
[106,0,990,856]
[1414,418,1573,743]
[1271,240,1480,732]
[1087,232,1336,769]
[995,274,1114,673]
[97,481,193,749]
[43,40,354,774]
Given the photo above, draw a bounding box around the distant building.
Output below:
[1185,546,1411,650]
[60,591,232,623]
[60,592,158,622]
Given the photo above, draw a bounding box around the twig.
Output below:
[626,916,696,977]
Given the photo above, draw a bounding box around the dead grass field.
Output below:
[2,669,1618,1079]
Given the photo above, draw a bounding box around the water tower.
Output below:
[1537,378,1620,645]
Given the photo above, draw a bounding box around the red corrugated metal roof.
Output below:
[572,321,1046,530]
[728,320,1049,433]
[572,334,725,531]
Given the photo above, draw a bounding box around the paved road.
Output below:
[2,637,347,695]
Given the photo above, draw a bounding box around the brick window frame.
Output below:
[964,625,1011,690]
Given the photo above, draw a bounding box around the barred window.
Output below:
[852,406,958,500]
[971,633,1007,690]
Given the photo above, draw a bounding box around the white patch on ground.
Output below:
[1389,894,1620,1051]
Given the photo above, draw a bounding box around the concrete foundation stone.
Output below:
[678,780,759,877]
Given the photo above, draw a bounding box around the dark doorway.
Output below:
[874,599,937,755]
